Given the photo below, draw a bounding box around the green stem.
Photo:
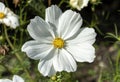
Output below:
[58,0,65,7]
[114,75,120,82]
[19,29,24,48]
[4,25,22,62]
[107,53,115,74]
[19,6,23,25]
[97,68,102,82]
[116,50,120,75]
[4,25,33,82]
[13,30,18,46]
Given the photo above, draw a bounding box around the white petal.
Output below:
[22,40,55,60]
[70,0,89,10]
[67,27,96,45]
[70,0,82,10]
[0,2,5,11]
[66,43,95,63]
[38,59,56,77]
[81,0,89,9]
[3,18,11,26]
[45,5,62,27]
[57,10,82,40]
[7,15,19,28]
[75,0,89,10]
[13,75,24,82]
[53,49,77,72]
[0,19,2,23]
[27,16,55,42]
[4,8,12,15]
[0,79,12,82]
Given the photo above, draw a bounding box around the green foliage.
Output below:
[28,0,46,18]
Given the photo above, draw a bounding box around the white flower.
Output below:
[0,2,19,28]
[22,5,96,76]
[0,75,24,82]
[70,0,89,10]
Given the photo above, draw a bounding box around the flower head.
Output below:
[0,2,19,28]
[70,0,89,10]
[22,5,96,76]
[0,75,24,82]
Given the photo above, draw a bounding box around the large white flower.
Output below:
[0,2,19,28]
[22,5,96,76]
[0,75,24,82]
[70,0,89,10]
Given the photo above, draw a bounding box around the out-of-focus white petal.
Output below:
[0,79,12,82]
[22,40,55,60]
[0,2,5,11]
[38,59,56,76]
[70,0,89,10]
[81,0,89,9]
[4,8,12,15]
[45,5,62,27]
[7,15,19,28]
[70,0,82,10]
[53,49,77,72]
[66,43,95,63]
[27,16,55,42]
[13,75,24,82]
[67,28,96,44]
[3,18,11,26]
[57,10,82,40]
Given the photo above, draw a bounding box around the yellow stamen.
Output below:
[53,38,64,48]
[0,12,5,19]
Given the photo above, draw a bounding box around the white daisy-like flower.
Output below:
[22,5,96,76]
[0,75,24,82]
[0,2,19,28]
[70,0,89,10]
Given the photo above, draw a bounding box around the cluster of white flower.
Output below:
[0,2,19,28]
[0,75,24,82]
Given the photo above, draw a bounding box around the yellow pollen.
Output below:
[0,12,5,19]
[53,38,64,48]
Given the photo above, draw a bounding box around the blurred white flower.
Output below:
[0,75,24,82]
[0,2,19,28]
[22,5,96,76]
[70,0,89,10]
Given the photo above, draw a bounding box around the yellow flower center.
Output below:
[0,12,5,19]
[53,38,64,48]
